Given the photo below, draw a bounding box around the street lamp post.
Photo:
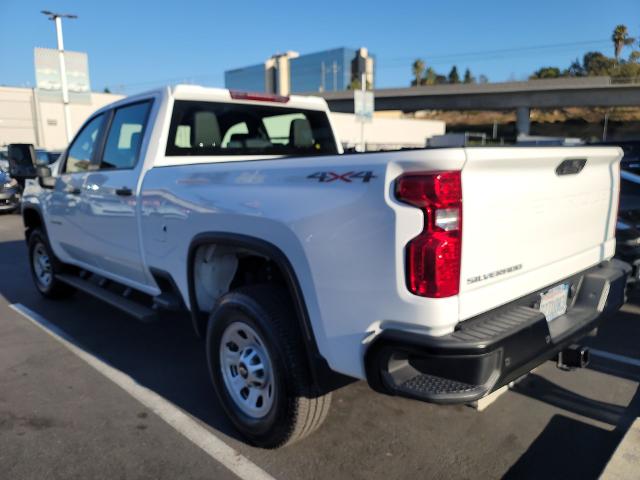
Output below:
[41,10,77,143]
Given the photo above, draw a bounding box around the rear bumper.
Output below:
[365,260,629,404]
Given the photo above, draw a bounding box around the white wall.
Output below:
[0,86,124,151]
[0,87,38,145]
[330,112,446,151]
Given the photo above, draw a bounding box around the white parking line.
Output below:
[590,348,640,368]
[9,303,276,480]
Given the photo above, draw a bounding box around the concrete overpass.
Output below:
[313,76,640,134]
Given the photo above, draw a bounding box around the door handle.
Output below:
[64,185,81,195]
[115,187,133,197]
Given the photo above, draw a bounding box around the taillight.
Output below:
[395,171,462,298]
[229,90,290,103]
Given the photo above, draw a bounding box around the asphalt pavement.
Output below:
[0,212,639,480]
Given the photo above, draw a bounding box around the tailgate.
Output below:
[458,146,621,320]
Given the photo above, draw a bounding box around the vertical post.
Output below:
[360,73,366,152]
[602,111,610,141]
[55,16,72,143]
[516,106,530,137]
[332,61,338,91]
[320,61,325,92]
[30,88,43,147]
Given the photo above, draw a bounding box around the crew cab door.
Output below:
[46,112,107,267]
[81,100,153,288]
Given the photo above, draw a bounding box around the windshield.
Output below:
[166,100,338,157]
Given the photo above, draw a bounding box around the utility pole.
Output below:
[360,73,366,152]
[41,10,77,143]
[602,110,610,141]
[332,61,338,91]
[320,61,325,92]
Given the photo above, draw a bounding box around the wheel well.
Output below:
[192,243,287,315]
[23,207,43,239]
[187,233,351,394]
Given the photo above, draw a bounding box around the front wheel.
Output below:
[28,229,74,299]
[206,285,331,448]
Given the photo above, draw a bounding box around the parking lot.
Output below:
[0,212,638,479]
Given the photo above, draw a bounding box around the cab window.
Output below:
[99,101,152,170]
[166,101,337,156]
[64,114,106,173]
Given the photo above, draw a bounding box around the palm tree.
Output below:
[612,25,635,62]
[412,59,425,86]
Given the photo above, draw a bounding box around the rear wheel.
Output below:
[206,284,331,448]
[28,229,74,299]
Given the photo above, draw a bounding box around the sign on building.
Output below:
[34,47,91,102]
[354,90,374,123]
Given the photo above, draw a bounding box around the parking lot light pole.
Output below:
[41,10,77,143]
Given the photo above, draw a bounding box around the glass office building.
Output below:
[224,64,265,92]
[224,47,375,95]
[289,48,356,93]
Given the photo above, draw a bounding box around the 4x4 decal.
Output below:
[307,171,377,183]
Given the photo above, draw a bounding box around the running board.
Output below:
[56,273,158,323]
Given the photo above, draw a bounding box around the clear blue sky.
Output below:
[0,0,636,93]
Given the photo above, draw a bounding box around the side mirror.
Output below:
[36,165,56,189]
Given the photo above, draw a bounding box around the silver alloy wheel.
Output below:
[32,242,52,289]
[220,321,275,419]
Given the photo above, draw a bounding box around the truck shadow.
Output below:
[502,414,623,479]
[0,239,245,442]
[508,373,640,479]
[511,373,635,426]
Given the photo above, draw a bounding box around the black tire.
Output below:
[27,229,75,299]
[206,284,331,448]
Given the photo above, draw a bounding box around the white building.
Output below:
[0,86,124,150]
[330,112,446,151]
[0,85,446,153]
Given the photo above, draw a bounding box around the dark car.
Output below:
[0,168,20,213]
[617,170,640,284]
[592,140,640,174]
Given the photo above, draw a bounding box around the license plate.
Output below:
[539,284,569,322]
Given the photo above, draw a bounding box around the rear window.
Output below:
[166,100,338,156]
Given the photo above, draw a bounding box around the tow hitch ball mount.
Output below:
[555,344,590,371]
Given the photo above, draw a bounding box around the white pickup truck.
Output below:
[22,85,628,448]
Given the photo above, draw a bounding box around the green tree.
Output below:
[448,66,460,84]
[612,25,635,61]
[423,67,437,85]
[582,51,616,75]
[566,58,586,77]
[612,61,640,79]
[478,74,489,84]
[103,86,111,93]
[530,66,562,79]
[412,59,425,86]
[463,68,475,83]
